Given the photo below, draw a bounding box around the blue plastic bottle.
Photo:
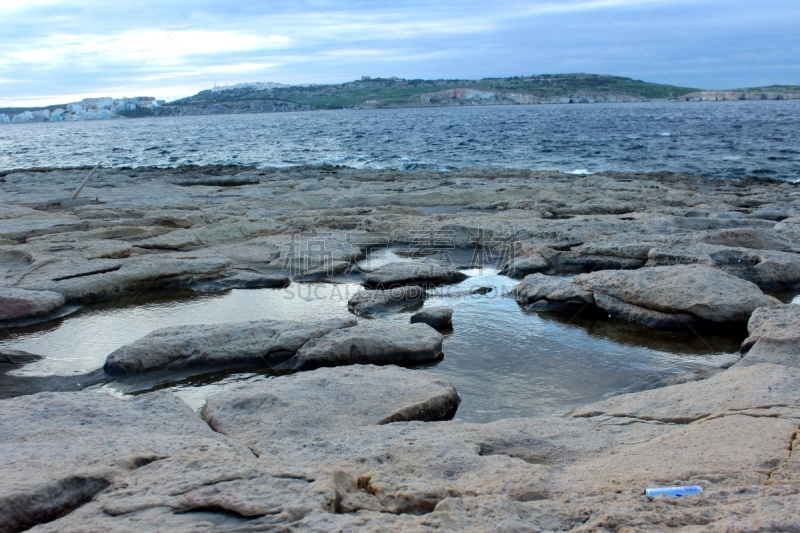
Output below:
[645,486,703,498]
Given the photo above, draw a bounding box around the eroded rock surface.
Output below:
[410,307,453,328]
[202,365,461,444]
[512,273,594,312]
[0,288,64,321]
[574,264,781,324]
[104,317,357,374]
[0,390,251,533]
[363,262,468,288]
[740,304,800,367]
[347,286,426,317]
[277,322,444,371]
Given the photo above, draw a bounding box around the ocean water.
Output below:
[1,100,799,180]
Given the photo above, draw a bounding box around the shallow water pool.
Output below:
[0,269,745,422]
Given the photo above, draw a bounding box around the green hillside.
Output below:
[168,74,700,110]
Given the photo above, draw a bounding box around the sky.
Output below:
[1,0,798,107]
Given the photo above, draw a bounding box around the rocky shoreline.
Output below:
[1,165,799,531]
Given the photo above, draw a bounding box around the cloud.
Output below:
[0,0,798,106]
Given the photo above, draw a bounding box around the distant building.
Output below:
[32,109,50,121]
[5,94,160,124]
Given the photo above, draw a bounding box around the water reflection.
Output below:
[0,271,743,422]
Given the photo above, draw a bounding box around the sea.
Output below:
[1,100,799,180]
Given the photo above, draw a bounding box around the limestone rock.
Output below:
[363,262,467,288]
[17,254,232,303]
[104,317,357,374]
[740,304,800,367]
[277,322,444,371]
[347,286,426,317]
[498,253,550,277]
[202,365,461,445]
[593,292,697,329]
[572,363,800,423]
[0,390,250,533]
[512,273,594,312]
[0,287,65,321]
[501,246,644,278]
[167,270,291,292]
[696,228,799,252]
[574,264,780,323]
[410,307,454,328]
[135,220,283,251]
[648,244,800,291]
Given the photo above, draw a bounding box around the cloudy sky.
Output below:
[1,0,798,107]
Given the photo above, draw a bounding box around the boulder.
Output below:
[363,261,467,288]
[511,273,594,312]
[277,322,444,371]
[740,304,800,368]
[104,317,357,374]
[574,264,780,324]
[202,365,461,445]
[410,307,454,328]
[347,286,426,317]
[0,287,65,321]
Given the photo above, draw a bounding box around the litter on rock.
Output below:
[645,486,703,498]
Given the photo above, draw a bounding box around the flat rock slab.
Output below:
[277,322,444,371]
[0,390,250,533]
[202,365,461,446]
[18,254,232,303]
[647,244,800,291]
[410,307,454,328]
[167,270,291,292]
[104,317,357,374]
[574,264,780,323]
[0,287,64,321]
[363,262,467,288]
[347,286,426,317]
[740,304,800,367]
[572,363,800,424]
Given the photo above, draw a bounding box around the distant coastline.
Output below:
[3,73,800,124]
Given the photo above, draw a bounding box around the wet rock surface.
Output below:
[363,262,468,288]
[410,306,454,328]
[512,273,595,312]
[347,286,426,317]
